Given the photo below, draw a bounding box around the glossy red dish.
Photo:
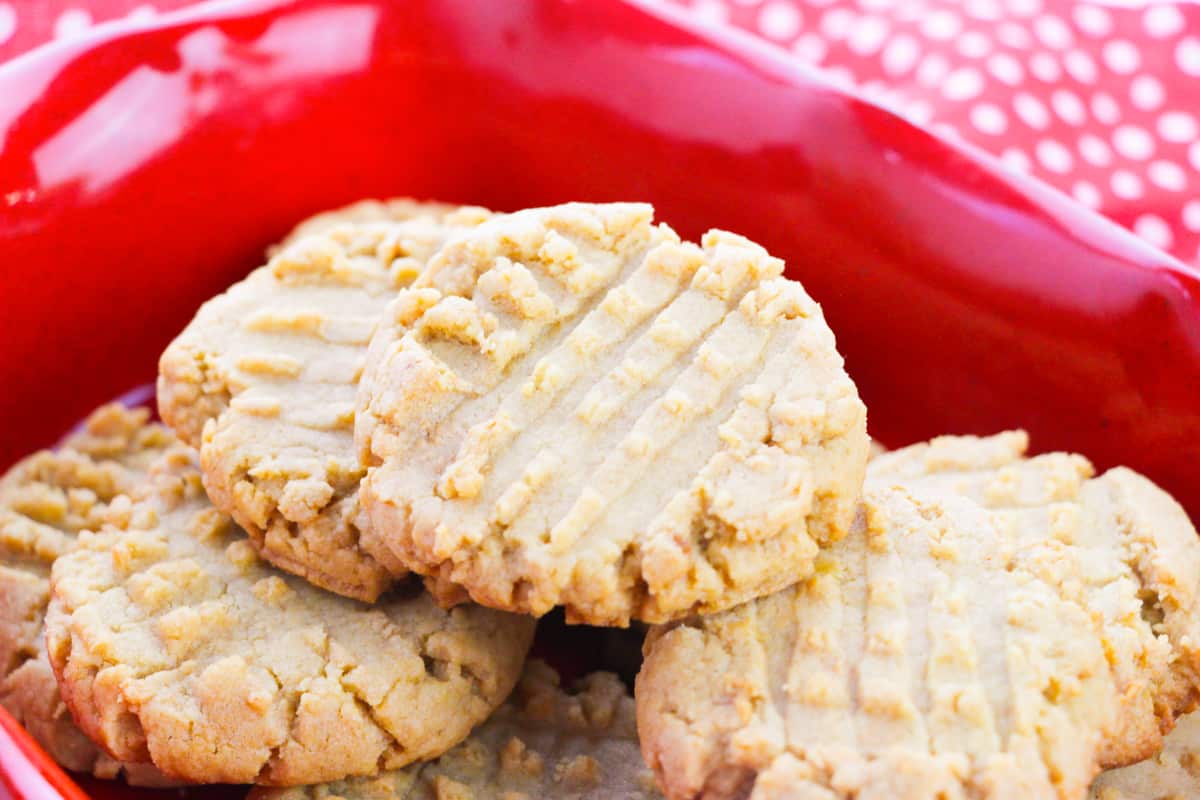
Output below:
[1,0,1199,797]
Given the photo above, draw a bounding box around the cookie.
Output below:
[1089,712,1200,799]
[0,404,176,784]
[356,202,869,626]
[275,198,470,251]
[250,660,661,800]
[637,437,1200,800]
[158,202,492,601]
[45,447,535,786]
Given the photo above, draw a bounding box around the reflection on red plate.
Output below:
[0,0,1198,798]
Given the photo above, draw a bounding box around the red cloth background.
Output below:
[2,0,1198,268]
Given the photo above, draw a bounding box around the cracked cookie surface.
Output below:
[356,202,868,626]
[637,433,1200,800]
[45,447,534,786]
[251,659,660,800]
[158,202,492,601]
[0,404,176,784]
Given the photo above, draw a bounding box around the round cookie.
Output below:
[250,660,661,800]
[274,198,471,251]
[0,404,176,785]
[45,447,535,786]
[356,202,869,626]
[637,438,1200,800]
[158,202,492,601]
[1089,712,1200,799]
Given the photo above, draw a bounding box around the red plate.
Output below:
[1,0,1198,797]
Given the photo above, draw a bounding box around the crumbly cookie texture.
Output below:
[637,434,1200,800]
[45,448,535,786]
[274,199,470,251]
[0,404,176,785]
[250,660,661,800]
[356,202,869,626]
[158,202,492,601]
[1089,712,1200,799]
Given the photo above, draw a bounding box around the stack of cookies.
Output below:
[3,200,1199,800]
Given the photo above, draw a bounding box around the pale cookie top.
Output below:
[1089,711,1200,800]
[250,660,661,800]
[869,431,1200,767]
[45,448,535,786]
[275,198,471,250]
[0,404,176,784]
[158,202,492,601]
[637,446,1200,800]
[356,202,869,626]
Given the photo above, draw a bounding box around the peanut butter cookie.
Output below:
[251,660,660,800]
[158,202,492,601]
[1089,712,1200,799]
[356,202,868,626]
[637,434,1200,800]
[45,447,534,786]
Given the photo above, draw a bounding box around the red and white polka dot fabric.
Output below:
[2,0,1198,267]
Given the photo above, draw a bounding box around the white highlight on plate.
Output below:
[758,1,801,40]
[1134,214,1173,250]
[54,7,93,39]
[970,103,1008,136]
[1129,74,1165,111]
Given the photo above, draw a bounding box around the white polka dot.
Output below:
[1143,6,1185,39]
[881,34,921,76]
[1176,37,1200,77]
[848,16,890,56]
[1050,89,1085,126]
[987,52,1025,85]
[793,33,827,63]
[824,65,857,89]
[1091,92,1121,126]
[1158,111,1199,144]
[758,2,802,40]
[1078,134,1113,167]
[964,0,1002,21]
[1013,92,1050,130]
[957,31,992,59]
[1134,214,1173,250]
[943,67,984,101]
[1112,125,1155,161]
[1062,49,1097,84]
[970,103,1008,135]
[1001,148,1032,173]
[1183,200,1200,233]
[1102,40,1141,75]
[903,99,934,125]
[692,0,730,23]
[1130,75,1165,111]
[1072,5,1112,38]
[1191,141,1200,173]
[54,8,92,39]
[916,53,951,87]
[820,8,855,39]
[1033,14,1073,49]
[1005,0,1042,18]
[125,4,156,23]
[0,3,15,47]
[1111,170,1143,200]
[1029,52,1061,82]
[1036,139,1073,174]
[1072,181,1102,209]
[859,0,894,9]
[921,9,962,40]
[996,22,1032,49]
[932,122,962,142]
[1148,160,1188,192]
